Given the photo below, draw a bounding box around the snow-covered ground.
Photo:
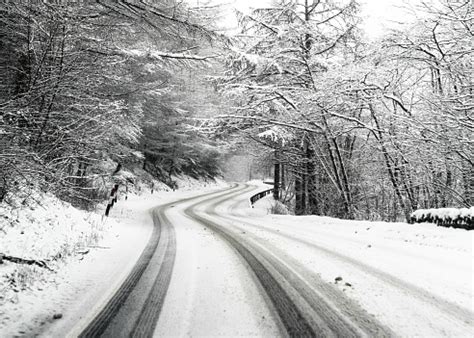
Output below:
[0,176,227,337]
[219,188,474,337]
[1,180,472,337]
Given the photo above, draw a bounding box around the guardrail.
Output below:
[249,188,273,208]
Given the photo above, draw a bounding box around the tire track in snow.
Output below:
[185,208,315,336]
[79,184,244,337]
[130,204,176,337]
[224,198,474,327]
[185,185,392,337]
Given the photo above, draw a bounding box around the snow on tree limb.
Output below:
[258,126,290,145]
[88,48,217,62]
[216,115,324,134]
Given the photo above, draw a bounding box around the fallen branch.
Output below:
[0,253,54,271]
[87,245,111,249]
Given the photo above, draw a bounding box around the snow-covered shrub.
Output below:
[270,201,290,215]
[410,207,474,230]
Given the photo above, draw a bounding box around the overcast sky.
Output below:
[196,0,416,38]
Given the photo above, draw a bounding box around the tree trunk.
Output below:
[369,104,411,222]
[281,162,286,194]
[273,160,280,201]
[306,141,319,214]
[462,164,473,206]
[295,169,305,215]
[331,137,353,218]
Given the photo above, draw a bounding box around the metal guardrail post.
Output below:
[105,184,119,217]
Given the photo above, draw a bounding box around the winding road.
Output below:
[78,183,473,337]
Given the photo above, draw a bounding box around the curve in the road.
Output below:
[184,193,315,336]
[184,185,393,337]
[79,184,246,337]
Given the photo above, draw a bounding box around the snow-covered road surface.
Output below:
[78,184,255,337]
[217,186,474,337]
[154,184,281,336]
[37,183,473,337]
[187,185,393,337]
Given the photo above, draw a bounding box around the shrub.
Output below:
[270,201,290,215]
[410,207,474,230]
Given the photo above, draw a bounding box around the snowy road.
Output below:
[78,183,473,337]
[212,186,474,337]
[79,185,247,337]
[183,186,392,337]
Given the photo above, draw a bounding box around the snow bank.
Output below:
[246,179,273,187]
[174,175,226,191]
[0,192,110,300]
[411,207,474,229]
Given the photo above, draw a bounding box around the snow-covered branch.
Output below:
[89,48,217,61]
[216,115,324,134]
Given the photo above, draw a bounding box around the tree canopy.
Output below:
[216,0,472,221]
[0,0,225,206]
[1,0,471,221]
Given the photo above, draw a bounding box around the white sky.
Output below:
[194,0,418,38]
[358,0,416,37]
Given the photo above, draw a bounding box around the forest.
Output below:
[0,0,472,222]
